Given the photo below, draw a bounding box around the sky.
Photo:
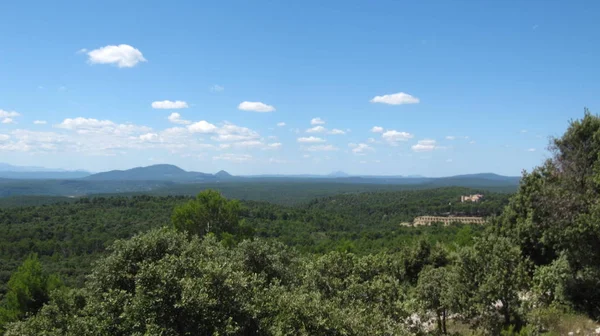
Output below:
[0,0,599,176]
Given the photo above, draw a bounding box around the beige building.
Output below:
[411,216,486,226]
[461,194,484,202]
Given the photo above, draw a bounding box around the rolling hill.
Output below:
[84,164,219,181]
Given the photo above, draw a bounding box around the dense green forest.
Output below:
[2,112,600,334]
[0,187,505,293]
[0,178,517,206]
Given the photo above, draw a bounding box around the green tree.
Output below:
[172,189,243,238]
[493,109,600,318]
[454,235,530,332]
[0,253,61,332]
[415,266,454,334]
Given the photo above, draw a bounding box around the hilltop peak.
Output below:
[215,170,232,178]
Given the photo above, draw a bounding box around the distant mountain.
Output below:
[84,164,218,181]
[328,171,349,178]
[0,171,91,179]
[446,173,520,182]
[0,163,91,179]
[215,170,233,179]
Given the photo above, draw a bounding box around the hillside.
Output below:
[84,164,218,181]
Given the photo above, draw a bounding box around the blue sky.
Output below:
[0,0,598,176]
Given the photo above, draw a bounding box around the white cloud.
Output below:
[0,110,20,118]
[350,143,374,154]
[277,122,286,127]
[412,139,438,152]
[238,101,275,113]
[469,140,476,144]
[212,123,260,142]
[213,153,252,162]
[367,137,377,143]
[33,120,47,125]
[219,144,231,150]
[232,140,263,148]
[267,142,282,149]
[188,120,218,133]
[306,125,327,133]
[520,129,528,133]
[527,148,536,152]
[311,117,325,125]
[168,112,191,125]
[297,136,326,143]
[86,44,146,68]
[210,84,224,92]
[370,92,419,105]
[139,133,158,141]
[303,154,311,158]
[152,100,189,109]
[382,130,413,145]
[371,126,384,133]
[56,117,151,136]
[445,136,456,140]
[329,129,346,135]
[2,118,15,124]
[0,134,9,141]
[305,144,338,152]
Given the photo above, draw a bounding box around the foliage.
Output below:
[172,190,243,238]
[493,109,600,319]
[0,254,61,333]
[0,187,502,293]
[3,229,412,335]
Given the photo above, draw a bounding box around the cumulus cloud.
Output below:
[311,117,325,125]
[238,101,275,112]
[382,130,414,145]
[306,126,327,133]
[445,136,456,140]
[267,142,282,149]
[0,134,9,141]
[370,92,419,105]
[139,133,159,141]
[2,118,15,124]
[232,140,263,148]
[329,129,346,135]
[277,122,286,127]
[0,110,20,118]
[85,44,146,68]
[168,112,191,125]
[527,148,536,152]
[212,123,260,142]
[305,144,338,152]
[213,153,252,162]
[349,143,374,154]
[412,139,438,152]
[371,126,384,133]
[152,100,189,109]
[187,120,218,134]
[56,117,151,136]
[33,120,47,125]
[297,136,326,143]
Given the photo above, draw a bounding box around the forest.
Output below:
[1,112,600,334]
